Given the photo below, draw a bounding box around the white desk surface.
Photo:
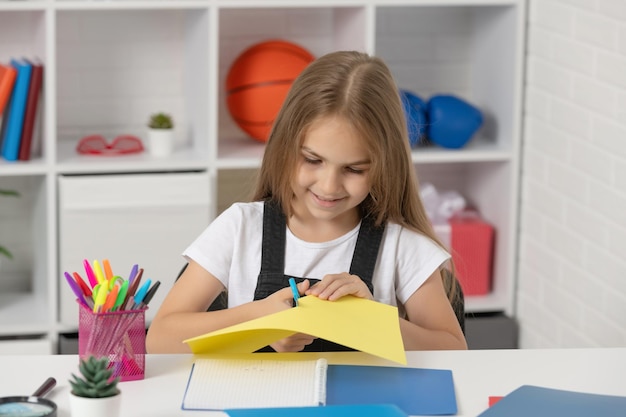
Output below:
[0,348,624,417]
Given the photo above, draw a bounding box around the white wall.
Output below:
[518,0,626,347]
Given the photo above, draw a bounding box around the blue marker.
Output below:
[288,277,300,307]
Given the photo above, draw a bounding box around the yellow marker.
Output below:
[93,260,105,284]
[93,282,108,313]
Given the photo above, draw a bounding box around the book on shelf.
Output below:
[0,89,12,153]
[1,58,32,161]
[18,58,43,161]
[0,63,17,116]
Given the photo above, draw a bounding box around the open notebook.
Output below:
[182,358,328,410]
[182,357,458,415]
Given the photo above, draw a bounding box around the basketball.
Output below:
[226,40,315,142]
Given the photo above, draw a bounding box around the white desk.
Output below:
[1,348,624,417]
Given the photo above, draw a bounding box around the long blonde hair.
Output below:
[253,50,458,299]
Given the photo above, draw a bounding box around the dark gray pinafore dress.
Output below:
[253,200,385,352]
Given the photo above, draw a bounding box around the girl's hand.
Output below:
[270,333,317,352]
[265,279,316,352]
[263,279,311,312]
[305,272,373,301]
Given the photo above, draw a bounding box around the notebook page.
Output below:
[182,358,328,410]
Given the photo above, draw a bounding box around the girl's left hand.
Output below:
[304,272,373,301]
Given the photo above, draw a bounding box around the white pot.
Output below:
[147,128,174,157]
[69,392,122,417]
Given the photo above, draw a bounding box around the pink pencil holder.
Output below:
[78,302,147,381]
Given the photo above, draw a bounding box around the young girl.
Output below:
[146,50,467,353]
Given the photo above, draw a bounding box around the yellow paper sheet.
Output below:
[184,295,407,364]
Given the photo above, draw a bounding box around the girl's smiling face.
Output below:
[291,115,372,233]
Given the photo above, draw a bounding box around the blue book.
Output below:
[1,59,32,161]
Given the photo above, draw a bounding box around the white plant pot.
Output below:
[69,392,122,417]
[147,128,174,157]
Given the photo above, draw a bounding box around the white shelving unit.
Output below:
[0,0,526,353]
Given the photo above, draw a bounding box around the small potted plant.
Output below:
[0,189,19,261]
[147,112,175,157]
[69,356,122,417]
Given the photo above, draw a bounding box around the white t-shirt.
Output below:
[184,202,449,308]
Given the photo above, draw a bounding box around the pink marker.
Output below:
[83,259,98,288]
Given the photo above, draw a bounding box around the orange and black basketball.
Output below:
[226,40,315,142]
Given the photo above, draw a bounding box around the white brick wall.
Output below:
[519,0,626,347]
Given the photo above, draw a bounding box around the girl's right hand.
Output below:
[264,279,311,312]
[264,279,317,352]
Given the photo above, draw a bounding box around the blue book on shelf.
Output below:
[1,58,32,161]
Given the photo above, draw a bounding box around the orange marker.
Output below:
[103,259,114,281]
[102,284,119,313]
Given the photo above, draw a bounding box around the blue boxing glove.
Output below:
[427,95,483,149]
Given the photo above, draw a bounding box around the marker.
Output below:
[72,272,92,297]
[93,259,105,284]
[128,264,139,284]
[138,280,161,309]
[113,280,129,311]
[288,277,300,307]
[102,284,119,313]
[83,259,98,288]
[93,281,108,313]
[103,258,114,281]
[132,279,152,310]
[64,271,90,308]
[122,268,143,310]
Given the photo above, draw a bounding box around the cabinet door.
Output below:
[58,172,211,327]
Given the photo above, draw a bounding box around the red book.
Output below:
[18,59,43,161]
[0,64,17,115]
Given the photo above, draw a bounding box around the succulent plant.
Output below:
[70,356,120,398]
[148,112,174,129]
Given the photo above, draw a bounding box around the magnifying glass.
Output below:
[0,377,57,417]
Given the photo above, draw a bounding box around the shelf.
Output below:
[0,0,525,351]
[56,141,209,174]
[0,159,49,176]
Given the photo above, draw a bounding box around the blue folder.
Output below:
[477,385,626,417]
[226,404,408,417]
[326,365,457,416]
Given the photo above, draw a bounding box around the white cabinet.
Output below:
[0,0,525,351]
[57,172,211,327]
